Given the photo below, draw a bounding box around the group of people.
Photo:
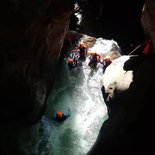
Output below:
[53,43,113,123]
[67,42,112,72]
[59,39,152,123]
[67,42,88,70]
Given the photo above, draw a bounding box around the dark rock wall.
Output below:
[78,0,145,53]
[0,0,74,125]
[0,0,153,154]
[88,0,155,154]
[141,0,155,49]
[88,55,155,155]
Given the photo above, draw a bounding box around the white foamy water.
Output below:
[34,38,120,155]
[88,38,119,54]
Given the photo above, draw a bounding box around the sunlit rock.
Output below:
[102,55,133,102]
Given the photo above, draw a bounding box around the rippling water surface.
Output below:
[35,38,120,155]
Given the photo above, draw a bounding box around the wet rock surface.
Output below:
[0,0,74,125]
[78,0,145,53]
[88,0,155,154]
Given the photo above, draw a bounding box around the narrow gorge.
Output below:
[0,0,155,155]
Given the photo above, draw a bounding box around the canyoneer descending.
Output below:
[143,39,153,55]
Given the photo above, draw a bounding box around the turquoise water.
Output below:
[37,64,107,154]
[35,41,113,155]
[0,38,119,155]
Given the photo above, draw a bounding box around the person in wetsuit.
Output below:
[67,58,78,70]
[102,55,112,73]
[72,42,88,61]
[88,52,101,69]
[53,110,71,122]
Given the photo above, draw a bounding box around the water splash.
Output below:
[35,38,121,155]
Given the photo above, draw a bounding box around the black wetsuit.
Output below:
[79,47,86,60]
[89,55,98,68]
[53,112,71,122]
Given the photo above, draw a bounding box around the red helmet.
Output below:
[56,112,62,118]
[68,58,73,63]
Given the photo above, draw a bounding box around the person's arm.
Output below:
[72,46,79,52]
[97,54,101,59]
